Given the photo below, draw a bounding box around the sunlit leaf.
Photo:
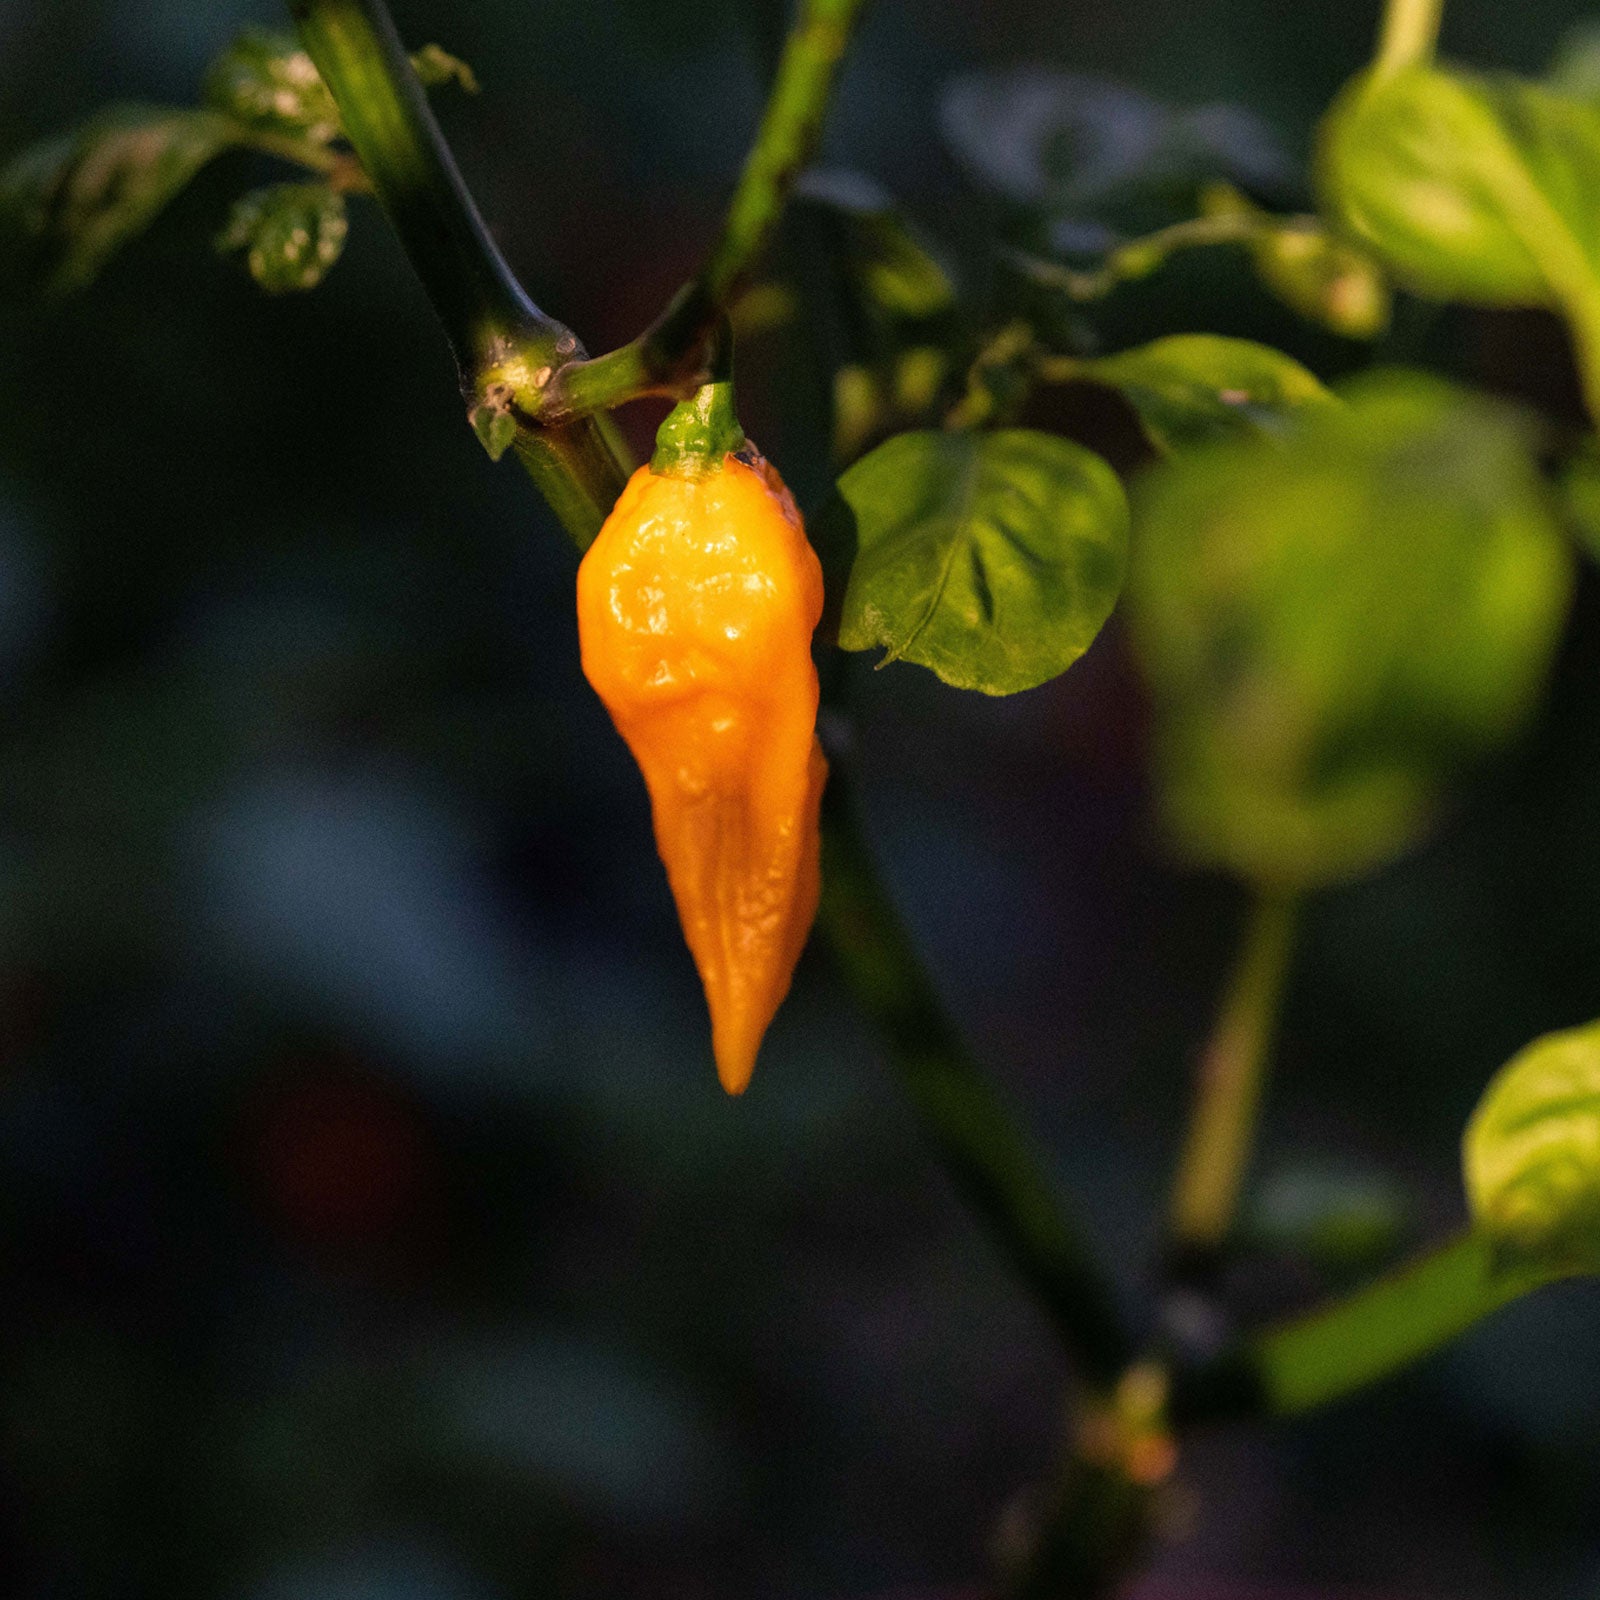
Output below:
[819,429,1129,695]
[1319,65,1600,392]
[1127,370,1572,888]
[0,105,237,295]
[941,68,1292,212]
[204,28,340,145]
[216,182,348,293]
[1071,334,1336,454]
[1465,1019,1600,1274]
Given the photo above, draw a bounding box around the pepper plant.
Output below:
[5,0,1600,1593]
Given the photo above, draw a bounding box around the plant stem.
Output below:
[1009,212,1266,306]
[818,766,1133,1387]
[1175,1231,1564,1420]
[542,0,870,419]
[287,0,629,544]
[282,0,1124,1390]
[1372,0,1444,78]
[1002,1364,1177,1600]
[1167,890,1298,1269]
[288,0,559,368]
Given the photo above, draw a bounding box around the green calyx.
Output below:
[650,376,746,478]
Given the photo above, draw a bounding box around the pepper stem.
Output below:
[650,328,746,478]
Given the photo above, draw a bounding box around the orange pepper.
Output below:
[576,446,827,1094]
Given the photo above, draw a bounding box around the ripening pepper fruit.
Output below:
[576,378,827,1094]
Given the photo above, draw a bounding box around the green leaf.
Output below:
[1071,334,1337,454]
[0,105,237,295]
[204,28,341,144]
[409,44,480,95]
[1465,1019,1600,1275]
[1127,370,1572,889]
[1318,65,1600,415]
[216,182,348,293]
[820,429,1129,695]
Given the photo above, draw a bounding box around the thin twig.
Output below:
[541,0,872,419]
[287,0,629,545]
[284,1,1131,1391]
[1166,890,1298,1273]
[1372,0,1445,78]
[1171,1231,1569,1422]
[818,765,1134,1387]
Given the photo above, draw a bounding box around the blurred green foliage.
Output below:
[1128,371,1572,888]
[217,179,348,291]
[1320,61,1600,415]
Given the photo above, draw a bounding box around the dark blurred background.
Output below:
[2,1,1600,1597]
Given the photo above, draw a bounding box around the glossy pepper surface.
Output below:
[576,446,827,1094]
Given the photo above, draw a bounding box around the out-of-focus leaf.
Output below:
[729,281,798,336]
[1071,334,1336,454]
[1465,1019,1600,1275]
[941,68,1292,212]
[409,44,480,95]
[1320,66,1600,405]
[1128,371,1572,888]
[829,347,951,464]
[0,106,237,294]
[794,169,956,320]
[1202,182,1390,338]
[818,429,1129,694]
[1250,220,1391,337]
[216,182,348,293]
[1548,20,1600,105]
[203,28,340,144]
[1559,437,1600,561]
[831,365,882,464]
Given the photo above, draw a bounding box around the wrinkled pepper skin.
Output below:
[576,450,827,1094]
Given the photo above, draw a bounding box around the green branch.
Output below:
[1009,212,1266,306]
[1174,1231,1571,1421]
[287,0,1129,1392]
[1373,0,1445,78]
[287,0,629,545]
[288,0,558,368]
[1167,890,1298,1268]
[540,0,871,419]
[819,768,1134,1387]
